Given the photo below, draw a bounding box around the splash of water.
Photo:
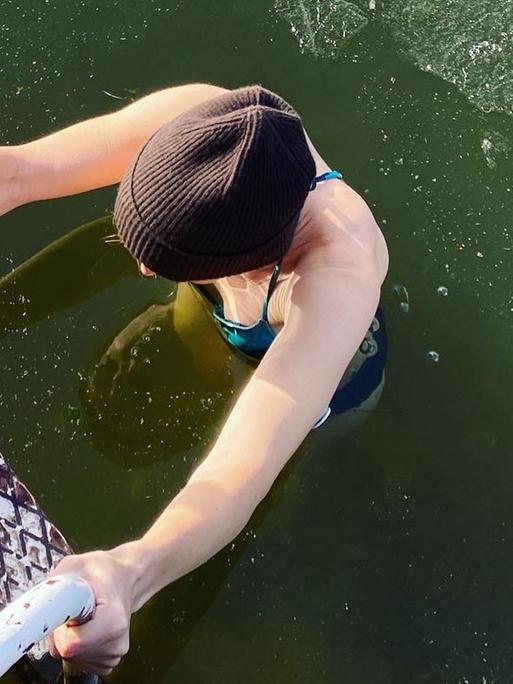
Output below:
[276,0,513,116]
[275,0,368,58]
[480,130,510,169]
[380,0,513,116]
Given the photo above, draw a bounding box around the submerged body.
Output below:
[0,83,388,675]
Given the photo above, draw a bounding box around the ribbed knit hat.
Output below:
[114,85,316,281]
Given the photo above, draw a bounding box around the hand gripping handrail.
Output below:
[0,574,95,677]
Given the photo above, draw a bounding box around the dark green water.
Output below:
[1,0,513,682]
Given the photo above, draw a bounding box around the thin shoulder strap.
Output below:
[262,261,282,322]
[310,169,343,191]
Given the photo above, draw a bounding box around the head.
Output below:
[114,85,316,283]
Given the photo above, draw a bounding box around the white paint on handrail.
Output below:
[0,574,95,677]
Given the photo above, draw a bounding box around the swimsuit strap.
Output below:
[194,170,342,308]
[309,170,343,191]
[262,261,282,322]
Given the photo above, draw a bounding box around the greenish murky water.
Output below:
[1,0,513,682]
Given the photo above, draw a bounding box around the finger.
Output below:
[53,628,128,662]
[57,647,123,664]
[48,635,59,660]
[85,612,128,652]
[52,606,129,660]
[63,658,119,678]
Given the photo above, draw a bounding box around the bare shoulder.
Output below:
[319,180,388,282]
[289,179,388,285]
[268,174,388,329]
[301,132,389,284]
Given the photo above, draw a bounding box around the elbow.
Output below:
[218,486,265,542]
[187,454,280,548]
[187,82,228,96]
[224,474,276,540]
[195,472,272,543]
[162,82,229,104]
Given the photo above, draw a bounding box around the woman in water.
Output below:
[0,83,388,675]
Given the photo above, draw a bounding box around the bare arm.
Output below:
[0,83,227,215]
[130,262,381,604]
[49,257,382,673]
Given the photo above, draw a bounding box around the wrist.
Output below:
[111,531,190,613]
[14,143,49,206]
[108,540,148,614]
[2,143,57,210]
[1,146,26,212]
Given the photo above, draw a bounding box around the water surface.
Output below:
[1,1,513,682]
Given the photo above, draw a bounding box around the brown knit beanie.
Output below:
[113,85,316,282]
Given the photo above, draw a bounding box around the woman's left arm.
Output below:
[49,263,381,675]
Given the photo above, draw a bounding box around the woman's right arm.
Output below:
[0,82,227,216]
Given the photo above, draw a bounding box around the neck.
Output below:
[219,205,319,288]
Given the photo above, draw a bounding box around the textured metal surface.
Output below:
[0,453,71,610]
[0,451,73,674]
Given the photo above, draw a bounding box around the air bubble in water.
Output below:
[481,131,510,170]
[437,286,449,297]
[393,284,410,313]
[426,350,440,363]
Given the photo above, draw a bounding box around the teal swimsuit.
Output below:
[194,170,387,426]
[212,260,282,359]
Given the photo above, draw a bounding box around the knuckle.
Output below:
[52,630,67,654]
[58,641,79,660]
[108,608,130,640]
[54,632,84,660]
[51,554,87,578]
[47,638,58,660]
[106,623,126,642]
